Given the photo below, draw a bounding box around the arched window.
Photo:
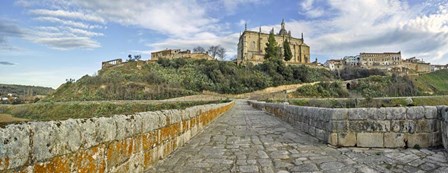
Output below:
[251,41,256,50]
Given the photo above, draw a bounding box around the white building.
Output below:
[343,55,360,66]
[324,59,344,71]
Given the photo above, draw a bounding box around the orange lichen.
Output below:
[6,103,234,173]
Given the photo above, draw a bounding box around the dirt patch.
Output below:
[0,113,28,123]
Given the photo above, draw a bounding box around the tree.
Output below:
[216,47,226,60]
[208,45,224,59]
[193,46,206,53]
[283,39,292,61]
[264,30,281,60]
[133,55,141,61]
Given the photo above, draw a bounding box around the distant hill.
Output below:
[0,84,54,96]
[44,59,334,102]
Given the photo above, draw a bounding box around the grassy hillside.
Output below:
[294,75,420,98]
[413,69,448,95]
[294,69,448,98]
[45,59,334,101]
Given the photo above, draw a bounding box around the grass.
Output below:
[413,69,448,94]
[287,96,448,108]
[0,100,229,122]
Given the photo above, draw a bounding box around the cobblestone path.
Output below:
[148,101,448,173]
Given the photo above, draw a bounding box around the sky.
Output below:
[1,0,448,88]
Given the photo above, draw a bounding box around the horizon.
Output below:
[1,0,448,88]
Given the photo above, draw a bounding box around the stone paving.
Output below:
[147,101,448,173]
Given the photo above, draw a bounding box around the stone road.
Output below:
[147,101,448,173]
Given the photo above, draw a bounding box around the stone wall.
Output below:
[249,101,444,149]
[0,101,234,172]
[440,106,448,152]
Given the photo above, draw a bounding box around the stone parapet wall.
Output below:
[440,106,448,152]
[0,101,234,172]
[249,101,445,149]
[250,102,331,142]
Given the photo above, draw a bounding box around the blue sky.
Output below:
[1,0,448,88]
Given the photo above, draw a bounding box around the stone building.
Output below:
[150,49,213,61]
[343,56,360,66]
[402,57,431,73]
[101,59,123,69]
[431,64,448,72]
[237,20,310,65]
[359,52,402,70]
[324,59,344,71]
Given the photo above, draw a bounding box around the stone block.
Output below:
[401,120,416,134]
[330,108,348,120]
[59,119,82,152]
[141,112,159,133]
[114,115,134,141]
[348,108,368,120]
[407,107,425,119]
[390,120,401,132]
[95,117,116,144]
[331,121,348,132]
[407,133,431,148]
[384,133,405,148]
[315,129,327,142]
[338,132,356,147]
[367,108,386,120]
[309,126,316,136]
[78,118,98,149]
[424,106,437,119]
[348,120,390,132]
[415,119,435,133]
[432,131,442,146]
[357,133,383,148]
[384,107,406,120]
[30,122,61,162]
[437,106,448,121]
[0,124,31,170]
[328,133,338,146]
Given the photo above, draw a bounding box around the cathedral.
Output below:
[236,20,310,65]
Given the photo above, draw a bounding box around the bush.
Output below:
[295,81,349,98]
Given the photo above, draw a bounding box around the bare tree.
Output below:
[193,46,206,53]
[134,55,141,61]
[208,45,225,59]
[217,47,226,60]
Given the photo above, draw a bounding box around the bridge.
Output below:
[1,100,448,172]
[147,101,448,172]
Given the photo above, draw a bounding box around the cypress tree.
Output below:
[283,39,292,61]
[264,30,280,60]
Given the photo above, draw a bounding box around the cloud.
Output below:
[0,20,24,50]
[299,0,325,18]
[289,0,448,64]
[31,36,100,50]
[0,61,15,65]
[35,16,90,29]
[30,9,105,23]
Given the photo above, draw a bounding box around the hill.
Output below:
[44,59,334,101]
[0,84,54,96]
[412,69,448,95]
[293,69,448,98]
